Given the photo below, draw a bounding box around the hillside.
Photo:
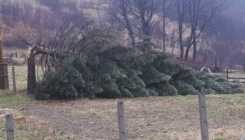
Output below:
[1,0,181,51]
[2,0,99,48]
[1,0,245,70]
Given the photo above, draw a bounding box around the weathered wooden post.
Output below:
[3,63,9,89]
[6,114,14,140]
[12,67,16,92]
[27,46,36,94]
[117,101,127,140]
[0,7,7,90]
[198,93,209,140]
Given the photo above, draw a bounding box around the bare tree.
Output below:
[129,0,161,40]
[35,16,121,72]
[184,0,225,60]
[174,0,225,60]
[175,0,188,60]
[204,15,245,70]
[107,0,136,46]
[211,36,242,70]
[169,28,177,54]
[107,0,162,46]
[161,0,173,52]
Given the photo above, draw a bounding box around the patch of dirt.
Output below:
[20,100,119,140]
[12,96,245,140]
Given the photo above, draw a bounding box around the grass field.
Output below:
[8,66,28,91]
[0,66,245,140]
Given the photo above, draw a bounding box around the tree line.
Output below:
[105,0,245,70]
[2,0,245,70]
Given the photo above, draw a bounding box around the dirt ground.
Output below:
[3,94,243,140]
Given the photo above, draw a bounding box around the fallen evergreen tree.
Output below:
[35,47,244,100]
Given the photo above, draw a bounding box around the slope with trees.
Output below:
[2,0,245,100]
[33,17,244,100]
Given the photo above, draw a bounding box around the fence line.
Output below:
[2,99,210,140]
[7,66,27,91]
[2,112,59,140]
[3,98,244,140]
[226,69,245,83]
[117,98,210,140]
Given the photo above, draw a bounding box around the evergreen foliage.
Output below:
[36,58,86,100]
[36,47,244,100]
[172,81,199,95]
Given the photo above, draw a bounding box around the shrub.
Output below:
[155,62,181,76]
[147,89,159,96]
[214,75,227,82]
[131,52,173,70]
[198,76,226,94]
[185,78,205,92]
[140,66,171,85]
[172,81,199,95]
[156,83,178,96]
[36,58,86,100]
[203,89,215,94]
[218,82,233,94]
[232,88,244,93]
[36,47,244,100]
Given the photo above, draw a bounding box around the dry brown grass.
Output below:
[1,66,245,139]
[11,94,245,140]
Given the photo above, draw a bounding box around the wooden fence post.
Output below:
[117,101,127,140]
[27,46,36,94]
[198,93,209,140]
[6,114,14,140]
[3,63,9,90]
[12,67,16,92]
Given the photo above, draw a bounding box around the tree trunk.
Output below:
[171,45,175,54]
[180,45,184,60]
[162,21,166,52]
[177,0,187,60]
[129,31,135,46]
[179,26,184,60]
[0,16,5,89]
[192,31,197,60]
[214,52,218,69]
[193,40,197,60]
[162,0,166,52]
[184,46,191,61]
[27,46,36,94]
[122,0,135,46]
[180,39,184,60]
[203,55,207,66]
[179,45,184,60]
